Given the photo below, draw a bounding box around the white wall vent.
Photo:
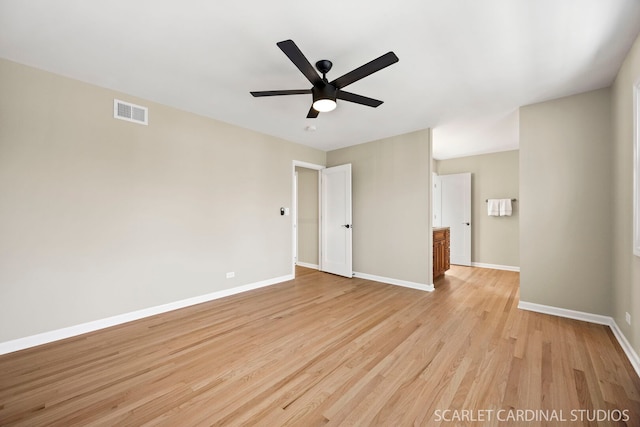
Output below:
[114,99,148,125]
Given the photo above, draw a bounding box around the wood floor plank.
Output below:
[1,265,639,426]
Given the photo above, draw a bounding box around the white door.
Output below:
[440,173,471,266]
[320,164,352,277]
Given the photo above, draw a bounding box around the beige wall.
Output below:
[519,88,612,315]
[327,130,432,285]
[436,150,519,268]
[612,33,640,355]
[0,59,326,342]
[295,167,319,266]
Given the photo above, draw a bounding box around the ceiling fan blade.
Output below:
[306,106,319,118]
[251,89,311,97]
[277,40,323,86]
[337,91,383,107]
[330,52,399,89]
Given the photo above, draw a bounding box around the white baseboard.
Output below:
[353,272,434,292]
[518,301,611,325]
[0,274,293,356]
[296,262,319,269]
[609,320,640,379]
[518,300,640,378]
[471,262,520,272]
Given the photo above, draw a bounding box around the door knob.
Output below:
[342,224,352,228]
[463,222,470,226]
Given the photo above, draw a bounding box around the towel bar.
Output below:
[485,198,517,202]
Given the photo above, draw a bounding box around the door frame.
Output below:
[292,160,324,277]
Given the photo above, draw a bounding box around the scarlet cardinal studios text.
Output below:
[433,408,630,423]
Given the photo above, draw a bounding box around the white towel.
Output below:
[499,199,512,216]
[487,199,500,216]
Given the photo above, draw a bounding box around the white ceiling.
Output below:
[1,1,639,157]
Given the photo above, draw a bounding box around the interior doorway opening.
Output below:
[294,165,321,271]
[292,161,323,277]
[291,160,353,279]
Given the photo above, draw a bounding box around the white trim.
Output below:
[610,320,640,379]
[633,79,640,257]
[293,160,325,171]
[471,262,520,272]
[519,300,640,378]
[293,170,298,265]
[354,272,434,292]
[296,262,319,269]
[0,274,293,356]
[518,301,610,325]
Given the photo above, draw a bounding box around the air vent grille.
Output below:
[114,99,148,125]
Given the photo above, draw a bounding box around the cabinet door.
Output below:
[433,239,444,277]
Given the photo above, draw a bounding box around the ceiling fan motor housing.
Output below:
[312,84,337,103]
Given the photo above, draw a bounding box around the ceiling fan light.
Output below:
[313,98,337,112]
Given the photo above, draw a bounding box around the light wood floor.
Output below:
[1,266,639,426]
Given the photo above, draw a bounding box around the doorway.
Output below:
[438,172,472,266]
[291,161,353,278]
[294,165,320,270]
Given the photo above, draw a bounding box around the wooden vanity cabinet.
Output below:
[433,227,450,279]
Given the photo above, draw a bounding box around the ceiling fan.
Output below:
[250,40,399,118]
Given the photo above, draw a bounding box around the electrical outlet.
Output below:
[625,312,631,325]
[226,272,235,279]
